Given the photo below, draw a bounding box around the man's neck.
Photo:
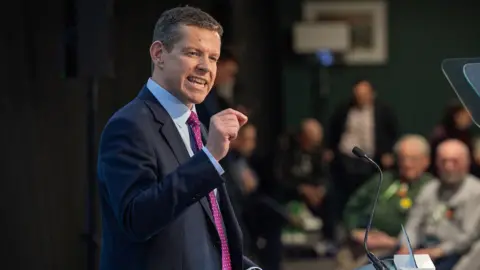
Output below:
[356,103,373,110]
[150,75,193,109]
[441,179,465,191]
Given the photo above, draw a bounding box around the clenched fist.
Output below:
[206,109,248,161]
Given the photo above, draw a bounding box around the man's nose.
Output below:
[196,58,211,73]
[443,161,456,172]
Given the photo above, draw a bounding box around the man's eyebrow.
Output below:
[183,47,219,58]
[182,46,199,51]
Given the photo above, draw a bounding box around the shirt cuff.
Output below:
[202,147,225,176]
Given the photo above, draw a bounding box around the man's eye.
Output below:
[187,51,198,56]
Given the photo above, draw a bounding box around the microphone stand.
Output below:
[352,147,389,270]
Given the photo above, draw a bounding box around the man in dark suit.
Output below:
[97,6,261,270]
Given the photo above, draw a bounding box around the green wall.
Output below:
[280,0,480,136]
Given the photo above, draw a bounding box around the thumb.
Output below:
[232,110,248,126]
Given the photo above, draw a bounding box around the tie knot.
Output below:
[187,111,200,127]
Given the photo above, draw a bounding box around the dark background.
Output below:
[0,0,478,269]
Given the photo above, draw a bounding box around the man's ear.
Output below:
[150,40,165,68]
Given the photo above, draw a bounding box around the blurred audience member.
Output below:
[197,48,240,127]
[400,139,480,270]
[336,134,432,270]
[226,123,259,255]
[271,119,336,255]
[229,123,259,196]
[328,79,399,223]
[429,101,475,176]
[274,118,328,207]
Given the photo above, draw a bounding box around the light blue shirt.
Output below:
[147,78,224,196]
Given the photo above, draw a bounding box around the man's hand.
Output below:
[298,184,325,207]
[351,229,398,249]
[241,168,258,194]
[414,247,444,260]
[206,109,248,161]
[351,229,366,244]
[397,246,409,254]
[381,153,395,168]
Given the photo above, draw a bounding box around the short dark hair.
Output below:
[153,6,223,52]
[353,79,375,91]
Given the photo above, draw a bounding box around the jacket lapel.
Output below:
[198,123,216,224]
[138,87,190,164]
[139,87,216,225]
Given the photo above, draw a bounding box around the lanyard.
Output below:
[431,204,448,223]
[381,181,401,201]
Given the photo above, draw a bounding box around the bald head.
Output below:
[299,118,323,149]
[437,139,469,158]
[394,134,430,181]
[436,139,470,185]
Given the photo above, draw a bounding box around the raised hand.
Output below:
[206,108,248,161]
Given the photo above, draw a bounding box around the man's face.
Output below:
[300,119,323,148]
[436,143,469,185]
[454,108,472,130]
[156,25,221,105]
[353,81,374,106]
[397,141,429,181]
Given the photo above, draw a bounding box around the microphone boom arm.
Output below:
[363,157,388,270]
[352,146,389,270]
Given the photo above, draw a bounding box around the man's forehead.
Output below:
[399,142,424,154]
[438,145,466,157]
[177,25,221,52]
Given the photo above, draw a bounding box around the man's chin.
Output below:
[188,95,207,105]
[439,173,465,185]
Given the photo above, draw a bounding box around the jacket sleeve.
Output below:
[243,256,261,270]
[97,117,225,242]
[439,195,480,255]
[402,184,431,249]
[343,175,379,232]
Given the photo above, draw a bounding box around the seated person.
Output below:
[336,134,432,270]
[275,119,333,224]
[399,139,480,270]
[226,123,259,253]
[246,119,329,270]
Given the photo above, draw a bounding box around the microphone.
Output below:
[351,146,389,270]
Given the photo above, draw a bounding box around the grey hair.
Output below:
[393,134,430,156]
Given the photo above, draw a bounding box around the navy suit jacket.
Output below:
[97,86,258,270]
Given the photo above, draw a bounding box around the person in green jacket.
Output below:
[336,134,433,270]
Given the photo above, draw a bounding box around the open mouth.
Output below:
[187,76,208,87]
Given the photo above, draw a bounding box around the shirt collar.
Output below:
[146,78,196,127]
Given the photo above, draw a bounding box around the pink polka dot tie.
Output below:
[187,111,232,270]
